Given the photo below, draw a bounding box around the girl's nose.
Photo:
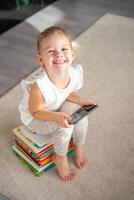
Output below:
[55,51,63,58]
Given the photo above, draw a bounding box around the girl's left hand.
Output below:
[79,99,96,106]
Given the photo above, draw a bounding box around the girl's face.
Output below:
[37,32,75,75]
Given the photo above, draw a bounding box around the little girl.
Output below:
[19,26,95,181]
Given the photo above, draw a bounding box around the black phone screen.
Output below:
[69,104,98,125]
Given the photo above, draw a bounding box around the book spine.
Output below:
[14,136,40,159]
[12,148,42,176]
[16,140,54,166]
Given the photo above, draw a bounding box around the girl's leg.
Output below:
[73,117,88,169]
[52,101,81,181]
[60,101,89,168]
[52,126,76,181]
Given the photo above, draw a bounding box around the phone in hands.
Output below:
[68,104,98,125]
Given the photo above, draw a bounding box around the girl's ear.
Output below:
[37,54,43,65]
[71,41,79,61]
[71,48,76,61]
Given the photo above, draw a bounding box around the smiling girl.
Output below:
[19,26,95,181]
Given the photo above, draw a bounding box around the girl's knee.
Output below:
[77,116,88,127]
[54,127,73,141]
[53,127,73,155]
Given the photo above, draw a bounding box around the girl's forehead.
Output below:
[42,32,70,44]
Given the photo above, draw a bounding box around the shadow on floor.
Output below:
[0,19,22,34]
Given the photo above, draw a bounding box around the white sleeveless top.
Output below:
[19,64,83,125]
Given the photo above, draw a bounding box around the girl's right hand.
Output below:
[55,112,72,128]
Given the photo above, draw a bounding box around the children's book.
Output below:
[15,138,74,166]
[12,145,74,176]
[13,128,74,158]
[17,125,52,148]
[14,135,53,159]
[13,127,53,155]
[15,139,53,166]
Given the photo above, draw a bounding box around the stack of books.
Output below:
[12,125,74,176]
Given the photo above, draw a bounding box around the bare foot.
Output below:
[53,154,76,181]
[73,145,87,169]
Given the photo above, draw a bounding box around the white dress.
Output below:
[19,64,83,126]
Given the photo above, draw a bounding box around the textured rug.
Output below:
[0,13,134,200]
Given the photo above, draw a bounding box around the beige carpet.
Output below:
[0,13,134,200]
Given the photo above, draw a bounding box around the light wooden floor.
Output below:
[0,0,134,97]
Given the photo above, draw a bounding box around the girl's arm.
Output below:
[28,83,71,128]
[67,92,96,106]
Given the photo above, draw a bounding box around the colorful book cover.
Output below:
[14,136,53,159]
[15,138,74,166]
[15,139,53,166]
[12,145,75,176]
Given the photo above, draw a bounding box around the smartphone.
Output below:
[68,104,98,125]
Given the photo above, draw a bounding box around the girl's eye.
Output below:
[47,50,54,53]
[62,48,69,51]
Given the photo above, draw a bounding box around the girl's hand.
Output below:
[55,112,72,128]
[79,99,96,106]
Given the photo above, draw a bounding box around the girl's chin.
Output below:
[54,63,68,70]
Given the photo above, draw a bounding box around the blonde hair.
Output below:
[37,26,72,53]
